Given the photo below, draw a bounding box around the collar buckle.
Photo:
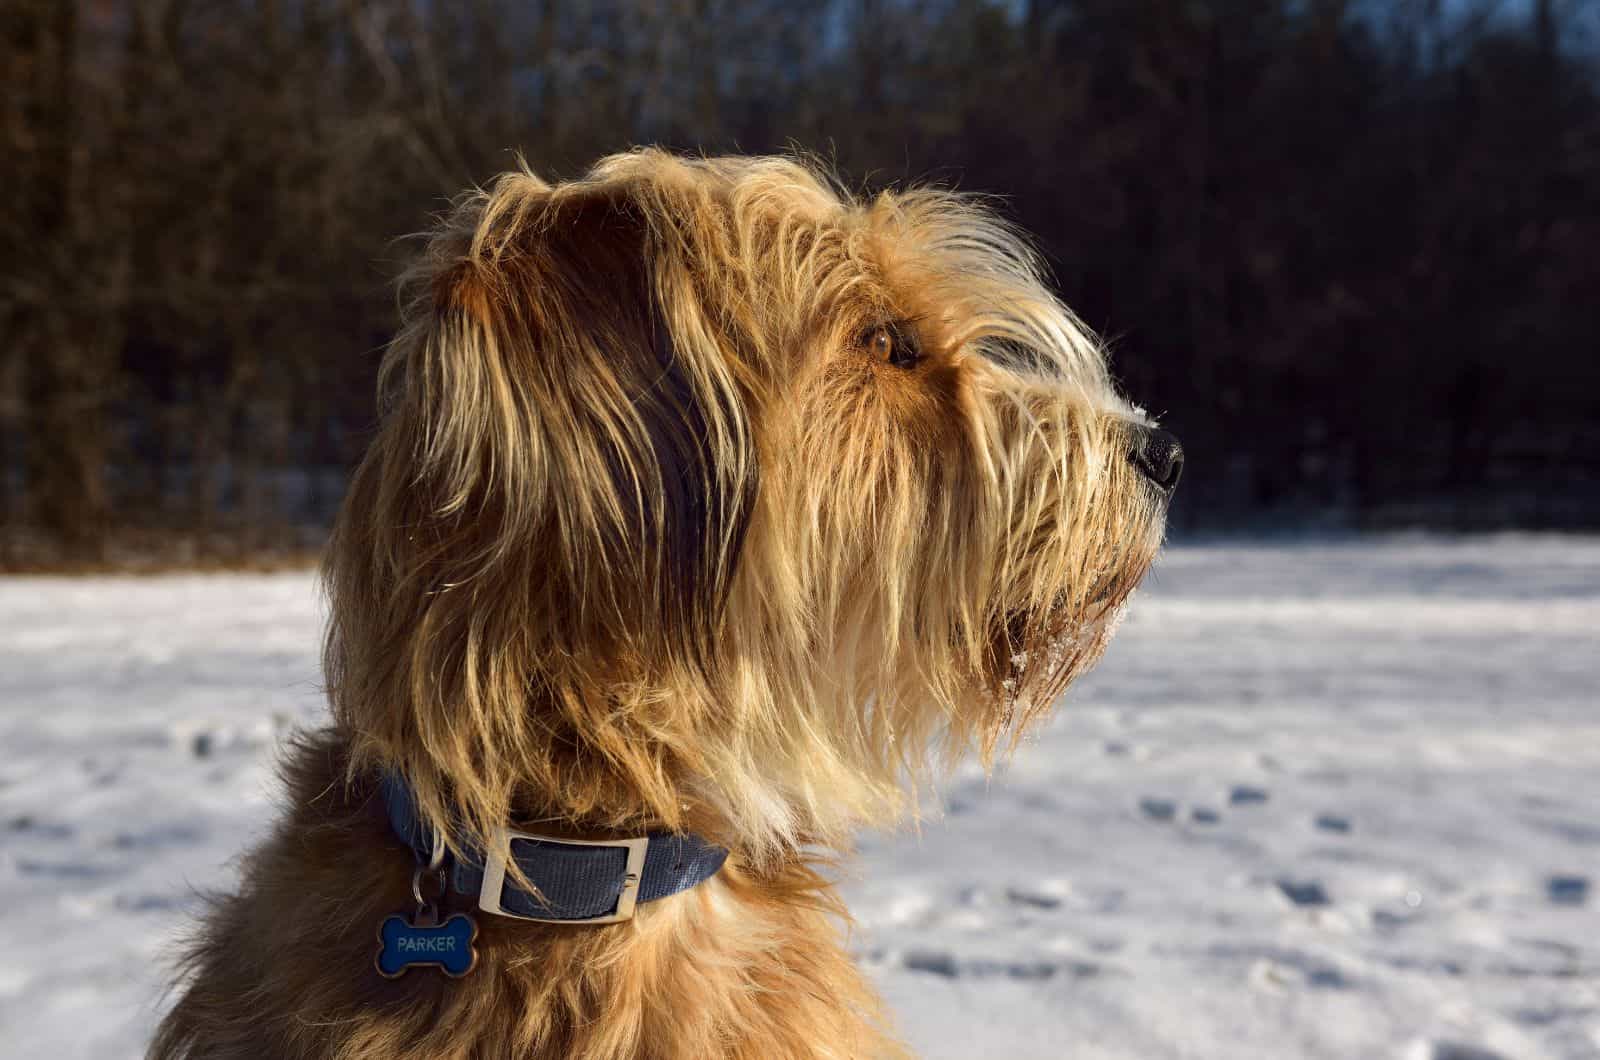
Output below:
[477,829,650,924]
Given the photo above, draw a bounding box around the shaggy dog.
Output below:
[152,150,1181,1059]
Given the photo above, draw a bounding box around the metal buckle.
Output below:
[476,829,650,924]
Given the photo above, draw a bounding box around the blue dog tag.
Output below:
[375,912,478,978]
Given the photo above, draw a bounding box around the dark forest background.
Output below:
[4,0,1598,568]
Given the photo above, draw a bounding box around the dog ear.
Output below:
[354,173,757,691]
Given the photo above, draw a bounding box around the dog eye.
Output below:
[863,323,921,368]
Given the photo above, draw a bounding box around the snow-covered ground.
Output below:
[2,537,1597,1059]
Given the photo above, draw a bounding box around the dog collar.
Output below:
[380,772,728,924]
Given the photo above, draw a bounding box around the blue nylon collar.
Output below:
[380,772,728,923]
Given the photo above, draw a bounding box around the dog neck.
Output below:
[152,730,908,1058]
[379,770,728,925]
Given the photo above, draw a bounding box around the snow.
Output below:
[3,536,1598,1059]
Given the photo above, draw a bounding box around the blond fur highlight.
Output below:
[154,150,1169,1060]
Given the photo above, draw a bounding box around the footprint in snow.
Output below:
[112,822,206,850]
[1229,785,1270,806]
[1546,875,1589,906]
[1275,879,1331,907]
[16,858,116,881]
[902,949,959,978]
[1411,1041,1508,1060]
[114,891,194,914]
[1138,797,1178,822]
[971,958,1061,981]
[901,950,1098,982]
[6,815,73,839]
[1371,908,1424,929]
[1249,958,1347,992]
[1004,885,1064,910]
[944,795,974,816]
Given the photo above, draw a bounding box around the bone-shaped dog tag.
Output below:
[375,912,478,978]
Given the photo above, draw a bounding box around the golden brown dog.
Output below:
[151,150,1180,1059]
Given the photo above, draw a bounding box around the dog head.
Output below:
[324,151,1177,855]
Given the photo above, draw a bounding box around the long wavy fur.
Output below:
[153,150,1168,1060]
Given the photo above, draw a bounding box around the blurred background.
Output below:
[4,4,1600,1059]
[4,0,1598,569]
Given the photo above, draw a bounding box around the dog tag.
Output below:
[375,912,478,978]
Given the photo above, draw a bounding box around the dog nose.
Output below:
[1129,427,1184,492]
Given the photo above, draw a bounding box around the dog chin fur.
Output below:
[150,149,1170,1060]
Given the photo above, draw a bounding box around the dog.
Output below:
[151,150,1181,1060]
